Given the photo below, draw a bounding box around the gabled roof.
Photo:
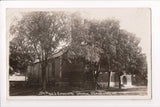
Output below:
[49,46,68,59]
[32,46,69,64]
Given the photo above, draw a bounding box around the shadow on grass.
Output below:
[10,85,147,96]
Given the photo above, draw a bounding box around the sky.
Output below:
[7,8,151,62]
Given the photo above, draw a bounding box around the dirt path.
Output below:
[10,86,147,96]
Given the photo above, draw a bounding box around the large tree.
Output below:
[98,19,120,89]
[68,13,148,89]
[67,13,103,89]
[114,29,147,88]
[67,13,121,89]
[9,11,71,91]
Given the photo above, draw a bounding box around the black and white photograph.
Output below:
[7,8,151,99]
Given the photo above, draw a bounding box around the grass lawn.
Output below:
[10,85,147,96]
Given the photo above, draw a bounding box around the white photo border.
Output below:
[0,0,159,107]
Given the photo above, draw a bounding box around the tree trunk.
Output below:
[42,62,47,91]
[94,64,101,90]
[118,74,121,89]
[107,71,111,89]
[94,72,99,90]
[107,57,111,89]
[25,71,27,81]
[94,76,97,90]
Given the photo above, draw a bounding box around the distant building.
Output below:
[97,72,133,88]
[9,73,27,87]
[27,48,84,88]
[27,48,133,89]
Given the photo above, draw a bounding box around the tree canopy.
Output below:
[9,11,148,90]
[10,11,71,62]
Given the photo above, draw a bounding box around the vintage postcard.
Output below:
[7,8,151,99]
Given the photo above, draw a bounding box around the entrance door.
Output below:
[123,76,127,85]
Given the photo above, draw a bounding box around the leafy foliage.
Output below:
[9,11,148,89]
[10,11,71,72]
